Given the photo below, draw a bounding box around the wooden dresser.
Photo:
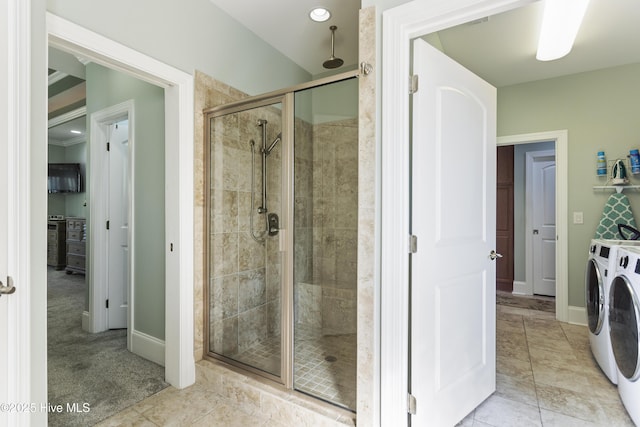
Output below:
[47,220,66,270]
[66,217,86,275]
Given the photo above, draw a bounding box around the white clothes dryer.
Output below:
[586,239,640,384]
[610,246,640,425]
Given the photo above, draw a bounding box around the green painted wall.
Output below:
[311,78,359,124]
[86,63,166,340]
[46,0,311,95]
[498,63,640,307]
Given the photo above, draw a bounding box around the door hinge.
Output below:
[408,393,417,415]
[106,299,109,309]
[106,220,110,230]
[410,74,419,94]
[409,235,418,253]
[107,142,110,151]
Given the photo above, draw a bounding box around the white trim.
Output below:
[381,1,535,424]
[48,70,67,86]
[568,305,587,326]
[48,13,195,389]
[88,100,133,343]
[512,280,530,295]
[1,0,47,425]
[498,131,568,322]
[49,135,85,147]
[48,105,86,128]
[131,329,165,366]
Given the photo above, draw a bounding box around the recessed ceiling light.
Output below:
[70,130,82,134]
[309,7,331,22]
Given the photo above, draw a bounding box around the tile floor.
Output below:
[459,304,634,427]
[98,303,634,426]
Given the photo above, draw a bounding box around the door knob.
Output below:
[0,276,16,297]
[533,229,539,235]
[489,250,503,260]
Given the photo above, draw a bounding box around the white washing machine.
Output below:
[586,239,640,384]
[610,246,640,425]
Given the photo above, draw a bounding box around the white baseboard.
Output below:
[82,311,90,332]
[512,281,532,295]
[567,306,587,326]
[131,329,165,366]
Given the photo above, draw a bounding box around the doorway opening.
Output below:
[44,12,195,426]
[497,141,558,313]
[381,1,571,424]
[89,105,133,335]
[46,47,169,425]
[497,131,568,317]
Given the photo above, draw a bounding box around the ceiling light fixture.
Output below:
[309,7,331,22]
[70,130,82,134]
[536,0,590,61]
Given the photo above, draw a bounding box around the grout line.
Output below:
[521,312,545,427]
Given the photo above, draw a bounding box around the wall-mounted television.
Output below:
[48,163,82,193]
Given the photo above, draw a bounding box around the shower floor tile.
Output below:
[228,324,357,411]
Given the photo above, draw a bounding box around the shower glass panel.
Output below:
[208,99,284,379]
[293,78,358,410]
[205,72,358,411]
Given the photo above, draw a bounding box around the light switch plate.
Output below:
[573,212,584,224]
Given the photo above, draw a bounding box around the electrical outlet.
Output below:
[573,212,584,224]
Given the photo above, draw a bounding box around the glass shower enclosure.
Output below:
[205,74,358,411]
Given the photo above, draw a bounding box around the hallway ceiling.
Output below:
[208,0,640,86]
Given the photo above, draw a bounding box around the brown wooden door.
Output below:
[496,145,514,292]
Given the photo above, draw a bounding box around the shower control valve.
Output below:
[268,213,280,237]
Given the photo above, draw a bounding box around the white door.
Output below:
[410,38,497,426]
[529,152,556,296]
[107,120,130,329]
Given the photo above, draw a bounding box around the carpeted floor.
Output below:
[496,290,555,313]
[47,268,168,427]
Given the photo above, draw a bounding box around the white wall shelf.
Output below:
[593,185,640,193]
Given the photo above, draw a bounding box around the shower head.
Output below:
[323,26,344,69]
[265,133,281,155]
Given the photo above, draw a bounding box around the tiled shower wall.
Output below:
[293,117,314,289]
[296,118,358,334]
[208,105,283,356]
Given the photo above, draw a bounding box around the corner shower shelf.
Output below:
[593,185,640,193]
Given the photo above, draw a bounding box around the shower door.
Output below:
[292,78,358,410]
[204,74,359,409]
[206,97,285,380]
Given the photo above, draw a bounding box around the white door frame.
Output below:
[525,148,556,297]
[48,13,195,388]
[2,0,47,425]
[88,101,133,340]
[381,0,534,424]
[501,135,567,306]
